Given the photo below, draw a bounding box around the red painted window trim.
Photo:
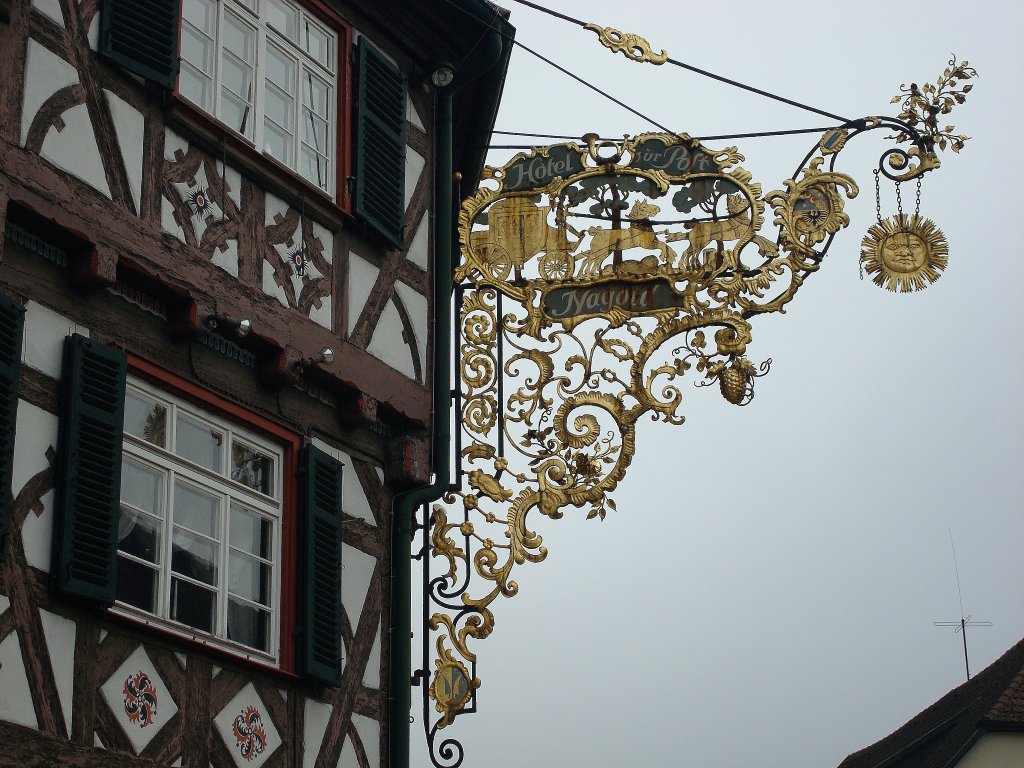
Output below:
[172,0,354,214]
[125,353,301,676]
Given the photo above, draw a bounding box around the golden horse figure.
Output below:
[575,201,679,275]
[668,194,778,272]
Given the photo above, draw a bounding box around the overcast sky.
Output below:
[412,2,1024,767]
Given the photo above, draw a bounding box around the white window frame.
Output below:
[115,377,284,665]
[178,0,339,196]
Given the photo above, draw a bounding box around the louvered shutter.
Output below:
[0,293,25,564]
[54,335,126,604]
[354,40,407,249]
[99,0,181,90]
[298,444,343,686]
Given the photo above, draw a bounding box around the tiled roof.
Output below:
[838,636,1024,768]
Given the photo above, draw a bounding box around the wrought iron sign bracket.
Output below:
[417,56,976,768]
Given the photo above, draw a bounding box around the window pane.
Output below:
[303,72,330,118]
[173,480,220,537]
[181,24,215,75]
[179,63,213,113]
[300,146,328,189]
[266,0,297,41]
[228,599,270,651]
[302,18,331,68]
[230,552,271,605]
[182,0,215,33]
[265,86,293,130]
[117,557,158,613]
[303,112,328,149]
[171,577,216,633]
[266,45,296,91]
[119,506,161,563]
[124,392,167,448]
[121,458,163,514]
[223,12,255,62]
[221,51,253,100]
[176,414,223,472]
[230,505,273,558]
[230,441,275,495]
[172,529,219,585]
[221,88,254,137]
[264,119,293,162]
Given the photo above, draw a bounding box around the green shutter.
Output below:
[99,0,181,90]
[0,293,25,564]
[54,335,126,604]
[298,444,343,686]
[354,40,407,249]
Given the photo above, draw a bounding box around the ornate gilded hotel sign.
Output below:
[419,52,976,767]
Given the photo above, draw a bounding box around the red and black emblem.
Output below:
[232,705,269,761]
[186,185,215,219]
[123,670,158,728]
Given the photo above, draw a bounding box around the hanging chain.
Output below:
[873,169,882,223]
[915,176,922,217]
[895,180,904,217]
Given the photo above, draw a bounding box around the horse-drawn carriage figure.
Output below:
[469,196,580,282]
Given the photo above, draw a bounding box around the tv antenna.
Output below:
[934,530,991,680]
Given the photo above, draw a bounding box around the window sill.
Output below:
[107,606,303,683]
[165,95,352,232]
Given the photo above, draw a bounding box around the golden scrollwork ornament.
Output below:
[860,213,949,292]
[583,23,668,64]
[429,637,480,728]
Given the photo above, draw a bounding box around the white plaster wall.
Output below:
[367,299,415,379]
[171,166,228,263]
[32,0,63,25]
[105,89,145,211]
[87,12,99,50]
[407,94,425,131]
[41,102,111,198]
[341,545,376,634]
[362,621,381,689]
[212,238,239,277]
[340,738,359,768]
[22,300,88,377]
[308,440,376,524]
[346,251,379,331]
[216,161,243,208]
[21,40,78,147]
[406,211,429,270]
[302,698,332,768]
[162,131,192,243]
[38,610,76,735]
[393,282,428,381]
[263,193,296,309]
[404,148,425,211]
[22,38,109,195]
[307,220,333,329]
[15,400,58,572]
[351,714,380,768]
[958,732,1024,768]
[0,629,38,729]
[261,261,290,308]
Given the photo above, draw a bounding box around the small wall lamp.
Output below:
[205,313,251,338]
[296,347,334,372]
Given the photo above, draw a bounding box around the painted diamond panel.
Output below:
[99,645,179,753]
[213,682,281,768]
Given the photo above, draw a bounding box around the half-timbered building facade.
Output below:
[0,1,512,766]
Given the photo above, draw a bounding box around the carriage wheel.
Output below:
[539,251,575,281]
[478,244,512,281]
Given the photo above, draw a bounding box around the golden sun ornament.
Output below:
[860,213,949,292]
